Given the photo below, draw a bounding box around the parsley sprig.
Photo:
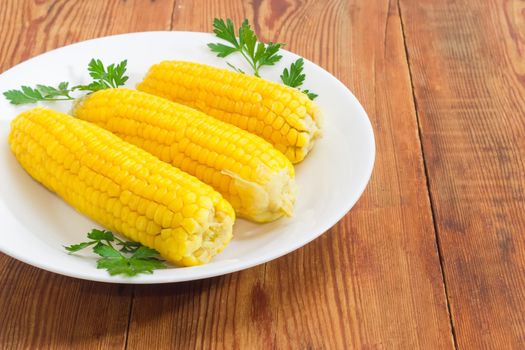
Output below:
[74,59,129,92]
[280,58,318,100]
[208,18,283,77]
[3,82,74,104]
[65,229,166,277]
[208,18,317,100]
[3,58,129,105]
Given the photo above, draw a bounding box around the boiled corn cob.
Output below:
[137,61,321,164]
[9,107,235,266]
[72,88,296,223]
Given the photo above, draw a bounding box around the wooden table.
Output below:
[1,0,523,348]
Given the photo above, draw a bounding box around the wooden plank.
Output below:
[0,0,175,71]
[0,260,132,349]
[399,0,525,347]
[126,0,454,348]
[0,0,175,348]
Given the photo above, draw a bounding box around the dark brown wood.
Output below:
[399,0,525,348]
[0,0,175,349]
[125,0,454,348]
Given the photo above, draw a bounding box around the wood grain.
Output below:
[126,0,454,348]
[0,260,131,349]
[399,0,525,348]
[0,0,175,72]
[0,0,175,348]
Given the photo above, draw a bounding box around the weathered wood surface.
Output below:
[7,0,525,348]
[399,0,525,348]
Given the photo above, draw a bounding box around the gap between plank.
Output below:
[395,0,459,348]
[169,0,177,31]
[124,286,135,350]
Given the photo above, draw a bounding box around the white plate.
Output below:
[0,32,375,283]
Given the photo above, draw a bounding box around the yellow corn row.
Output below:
[72,88,296,223]
[9,107,235,266]
[137,61,321,164]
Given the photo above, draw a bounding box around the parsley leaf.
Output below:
[128,257,165,275]
[208,18,283,77]
[280,58,306,88]
[65,228,166,277]
[4,82,74,105]
[86,59,108,81]
[36,82,72,98]
[73,58,129,92]
[302,89,318,100]
[64,241,96,253]
[4,58,129,105]
[280,58,318,100]
[87,228,114,241]
[208,43,238,58]
[257,42,282,67]
[93,243,121,257]
[96,245,165,276]
[132,246,160,259]
[208,19,319,100]
[211,18,238,46]
[97,256,131,276]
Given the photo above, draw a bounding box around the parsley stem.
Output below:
[106,240,115,249]
[43,97,75,101]
[114,236,125,244]
[238,48,260,77]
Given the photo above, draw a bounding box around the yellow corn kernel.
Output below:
[73,89,296,222]
[137,61,322,163]
[9,107,234,266]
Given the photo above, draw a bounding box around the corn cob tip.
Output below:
[181,207,234,266]
[222,165,296,222]
[302,109,322,156]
